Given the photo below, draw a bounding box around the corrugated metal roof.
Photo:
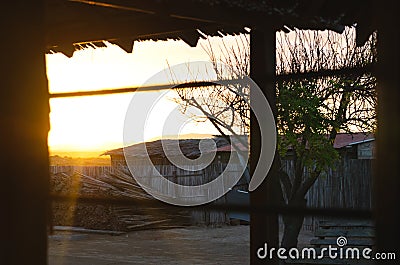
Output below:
[104,133,374,159]
[104,136,248,158]
[333,133,374,149]
[103,133,375,158]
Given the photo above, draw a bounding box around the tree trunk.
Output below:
[281,197,307,248]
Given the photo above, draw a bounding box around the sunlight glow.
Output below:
[46,38,230,156]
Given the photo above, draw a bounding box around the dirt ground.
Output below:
[48,225,314,265]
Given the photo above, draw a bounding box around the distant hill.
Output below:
[49,155,110,166]
[145,133,216,142]
[49,134,218,166]
[50,150,106,158]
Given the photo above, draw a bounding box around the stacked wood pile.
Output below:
[50,166,192,231]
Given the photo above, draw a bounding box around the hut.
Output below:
[333,133,375,160]
[105,136,246,165]
[104,136,249,225]
[104,137,249,189]
[283,132,375,160]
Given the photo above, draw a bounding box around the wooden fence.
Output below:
[50,158,373,230]
[281,159,373,230]
[50,163,243,226]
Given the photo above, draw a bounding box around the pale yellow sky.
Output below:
[46,29,356,156]
[46,37,239,155]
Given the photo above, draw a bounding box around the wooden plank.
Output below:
[318,220,374,228]
[286,260,374,265]
[310,247,374,255]
[314,228,375,238]
[285,259,348,265]
[53,226,125,235]
[126,219,170,230]
[310,238,374,246]
[285,259,374,265]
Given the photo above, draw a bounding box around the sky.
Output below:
[46,28,358,157]
[46,37,238,156]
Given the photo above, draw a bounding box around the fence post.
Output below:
[250,26,280,265]
[0,2,49,264]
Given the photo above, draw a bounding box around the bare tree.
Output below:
[171,27,377,247]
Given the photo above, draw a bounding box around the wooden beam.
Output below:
[374,1,400,263]
[45,0,279,49]
[45,0,376,49]
[46,13,219,51]
[69,0,155,15]
[250,27,279,265]
[63,0,374,38]
[49,81,219,98]
[65,0,264,26]
[0,1,49,265]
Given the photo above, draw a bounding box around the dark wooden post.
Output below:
[0,2,49,265]
[374,1,400,262]
[250,27,280,265]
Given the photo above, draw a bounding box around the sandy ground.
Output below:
[48,225,314,265]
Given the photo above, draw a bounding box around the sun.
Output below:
[45,39,224,156]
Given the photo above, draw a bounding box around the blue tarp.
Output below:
[225,189,250,222]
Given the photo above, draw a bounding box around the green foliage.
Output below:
[277,80,340,171]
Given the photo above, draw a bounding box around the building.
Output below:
[104,136,249,225]
[283,132,375,160]
[104,136,249,191]
[104,136,248,167]
[333,133,375,160]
